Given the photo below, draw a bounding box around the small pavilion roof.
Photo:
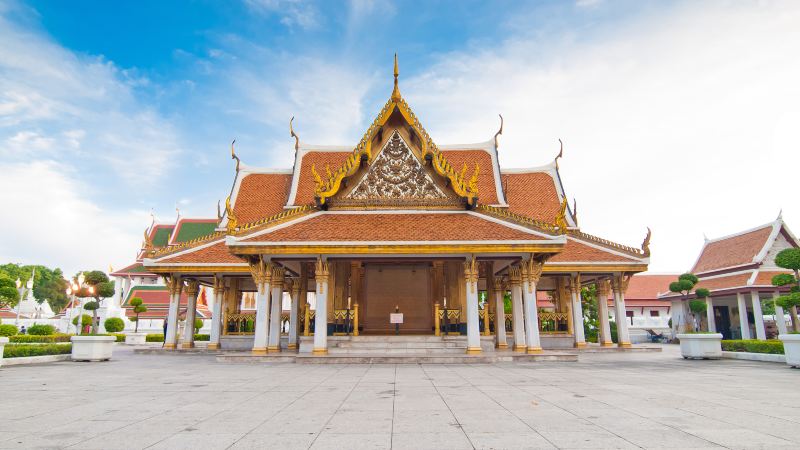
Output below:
[121,285,210,319]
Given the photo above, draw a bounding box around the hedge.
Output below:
[9,334,72,343]
[721,339,784,355]
[0,324,18,337]
[3,343,72,358]
[144,334,209,342]
[27,324,56,336]
[108,333,126,342]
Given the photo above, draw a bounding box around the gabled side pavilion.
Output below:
[141,58,651,357]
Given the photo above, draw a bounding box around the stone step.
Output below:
[328,347,467,355]
[337,335,452,343]
[293,352,578,364]
[333,341,465,349]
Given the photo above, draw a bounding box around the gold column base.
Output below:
[527,347,543,354]
[287,343,297,350]
[207,343,220,350]
[251,347,268,355]
[618,342,632,348]
[497,342,509,349]
[163,343,176,350]
[513,344,527,353]
[601,342,614,347]
[466,347,482,354]
[575,342,587,348]
[180,342,194,349]
[312,348,328,355]
[267,345,280,352]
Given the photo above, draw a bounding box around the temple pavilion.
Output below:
[140,57,651,356]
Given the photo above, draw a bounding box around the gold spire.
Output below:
[391,53,401,101]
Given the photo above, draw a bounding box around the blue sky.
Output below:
[1,0,799,275]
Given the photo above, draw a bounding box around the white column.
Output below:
[522,259,543,354]
[268,267,284,352]
[570,275,586,348]
[737,292,751,339]
[181,281,199,349]
[612,275,631,348]
[164,276,181,350]
[313,258,329,355]
[597,281,613,346]
[509,268,526,352]
[494,277,508,349]
[465,258,481,354]
[208,277,223,350]
[288,279,300,350]
[751,292,766,340]
[706,297,716,333]
[251,260,272,355]
[774,291,788,335]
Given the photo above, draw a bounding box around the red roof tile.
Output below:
[691,226,773,274]
[294,151,350,205]
[694,273,752,291]
[624,274,678,299]
[234,173,293,223]
[441,150,498,204]
[501,172,562,223]
[157,240,243,264]
[240,212,547,243]
[548,238,640,263]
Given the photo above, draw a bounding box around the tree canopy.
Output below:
[0,264,69,312]
[0,273,20,309]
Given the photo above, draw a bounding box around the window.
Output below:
[626,310,634,325]
[650,310,660,317]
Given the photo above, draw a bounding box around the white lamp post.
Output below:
[74,272,86,335]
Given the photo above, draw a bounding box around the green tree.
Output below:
[0,273,20,309]
[0,264,69,313]
[74,270,115,334]
[130,297,147,333]
[72,314,92,332]
[772,248,800,332]
[669,273,706,331]
[194,318,203,333]
[581,284,600,343]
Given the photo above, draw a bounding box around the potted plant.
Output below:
[70,270,117,362]
[772,248,800,368]
[72,314,92,334]
[125,297,148,345]
[671,274,722,359]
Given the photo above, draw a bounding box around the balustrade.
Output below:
[226,313,256,335]
[539,311,570,333]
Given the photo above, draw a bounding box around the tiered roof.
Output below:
[140,58,649,272]
[121,285,210,319]
[660,217,798,299]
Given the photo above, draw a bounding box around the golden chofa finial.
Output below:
[391,53,401,101]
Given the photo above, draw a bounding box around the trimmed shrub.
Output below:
[72,314,92,327]
[104,317,125,333]
[194,318,203,333]
[193,334,210,341]
[722,339,784,355]
[3,343,72,358]
[9,334,72,343]
[27,324,56,336]
[146,334,164,342]
[0,324,18,337]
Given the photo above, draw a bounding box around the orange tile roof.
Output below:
[294,151,350,205]
[441,150,498,204]
[241,212,547,242]
[691,225,773,273]
[624,274,678,299]
[158,240,243,264]
[694,273,752,291]
[548,238,640,263]
[752,270,792,287]
[501,172,561,223]
[234,173,292,223]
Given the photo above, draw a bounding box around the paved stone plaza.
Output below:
[1,346,799,449]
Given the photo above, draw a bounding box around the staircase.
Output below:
[328,335,470,355]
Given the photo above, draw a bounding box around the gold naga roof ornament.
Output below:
[230,139,240,172]
[641,227,652,257]
[216,200,222,222]
[572,198,578,227]
[310,54,479,208]
[224,196,238,234]
[142,228,154,253]
[554,197,569,234]
[554,138,564,169]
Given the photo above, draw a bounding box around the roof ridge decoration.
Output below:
[310,55,479,208]
[476,204,560,235]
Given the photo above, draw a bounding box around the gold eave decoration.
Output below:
[229,242,564,256]
[311,56,479,208]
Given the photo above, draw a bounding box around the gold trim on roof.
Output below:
[311,57,479,208]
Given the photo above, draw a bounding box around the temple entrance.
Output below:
[361,263,433,334]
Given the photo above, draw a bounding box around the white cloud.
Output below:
[0,160,145,276]
[401,1,800,271]
[244,0,321,30]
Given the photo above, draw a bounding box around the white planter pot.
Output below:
[778,334,800,368]
[677,333,722,359]
[0,336,7,367]
[124,332,147,345]
[71,335,115,361]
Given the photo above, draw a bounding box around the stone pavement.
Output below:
[1,345,799,449]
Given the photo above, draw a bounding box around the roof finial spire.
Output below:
[777,208,783,220]
[391,53,401,101]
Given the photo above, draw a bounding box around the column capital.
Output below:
[212,276,225,292]
[493,276,505,291]
[596,279,611,297]
[271,266,285,280]
[165,275,182,296]
[184,280,200,296]
[611,273,631,292]
[315,256,329,283]
[521,258,543,292]
[508,266,522,286]
[290,277,301,294]
[569,274,581,294]
[464,256,478,293]
[249,259,273,293]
